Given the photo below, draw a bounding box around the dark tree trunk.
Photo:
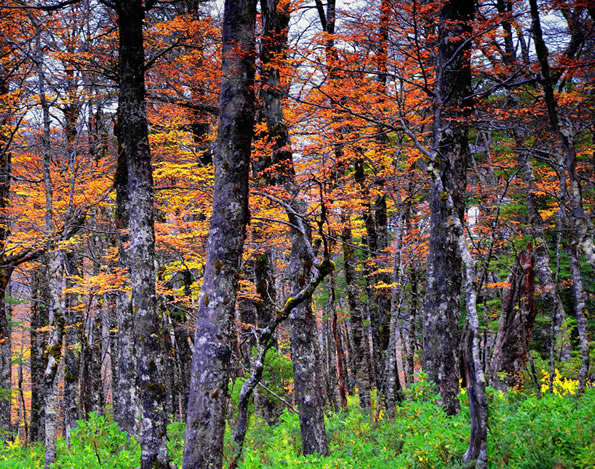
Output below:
[287,207,329,456]
[0,55,12,440]
[29,267,49,443]
[172,270,193,419]
[491,245,537,390]
[63,251,82,442]
[423,0,475,417]
[115,1,169,466]
[529,0,595,269]
[252,252,281,424]
[0,268,12,438]
[341,223,372,410]
[113,138,139,436]
[183,1,257,467]
[257,0,329,455]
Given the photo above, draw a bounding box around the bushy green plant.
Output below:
[0,439,44,469]
[1,385,593,468]
[55,412,139,468]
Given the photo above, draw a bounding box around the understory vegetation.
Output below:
[2,375,593,469]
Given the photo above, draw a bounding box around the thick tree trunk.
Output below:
[113,144,139,436]
[183,2,257,467]
[423,0,475,416]
[116,2,169,466]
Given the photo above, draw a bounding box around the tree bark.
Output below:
[257,0,329,455]
[113,138,139,436]
[342,222,372,410]
[288,206,329,456]
[63,251,82,443]
[115,1,169,466]
[423,0,475,416]
[568,246,589,394]
[183,1,257,467]
[491,245,537,390]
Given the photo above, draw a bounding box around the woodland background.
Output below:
[0,0,593,468]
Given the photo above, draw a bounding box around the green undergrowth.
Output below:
[1,380,593,468]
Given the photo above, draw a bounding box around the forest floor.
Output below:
[1,379,593,468]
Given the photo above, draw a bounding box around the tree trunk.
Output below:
[29,267,49,443]
[491,245,537,390]
[342,222,372,410]
[183,1,257,467]
[113,140,139,436]
[0,46,13,440]
[0,268,12,438]
[423,0,475,416]
[288,206,329,456]
[258,0,329,454]
[116,1,169,466]
[529,0,595,270]
[63,251,82,443]
[568,246,589,394]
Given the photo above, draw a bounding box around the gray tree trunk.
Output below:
[257,0,329,455]
[568,246,589,393]
[115,1,169,466]
[113,143,139,436]
[288,206,329,456]
[423,0,475,417]
[182,1,257,467]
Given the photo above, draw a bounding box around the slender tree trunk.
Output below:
[252,252,281,424]
[0,51,13,441]
[258,0,329,454]
[63,251,82,443]
[288,206,329,456]
[491,245,537,390]
[568,246,589,393]
[183,2,257,467]
[529,0,595,270]
[29,267,49,443]
[0,268,12,438]
[342,222,372,410]
[116,2,169,466]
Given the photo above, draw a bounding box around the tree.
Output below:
[115,1,169,466]
[183,1,257,467]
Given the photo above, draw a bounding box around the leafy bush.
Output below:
[54,412,139,468]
